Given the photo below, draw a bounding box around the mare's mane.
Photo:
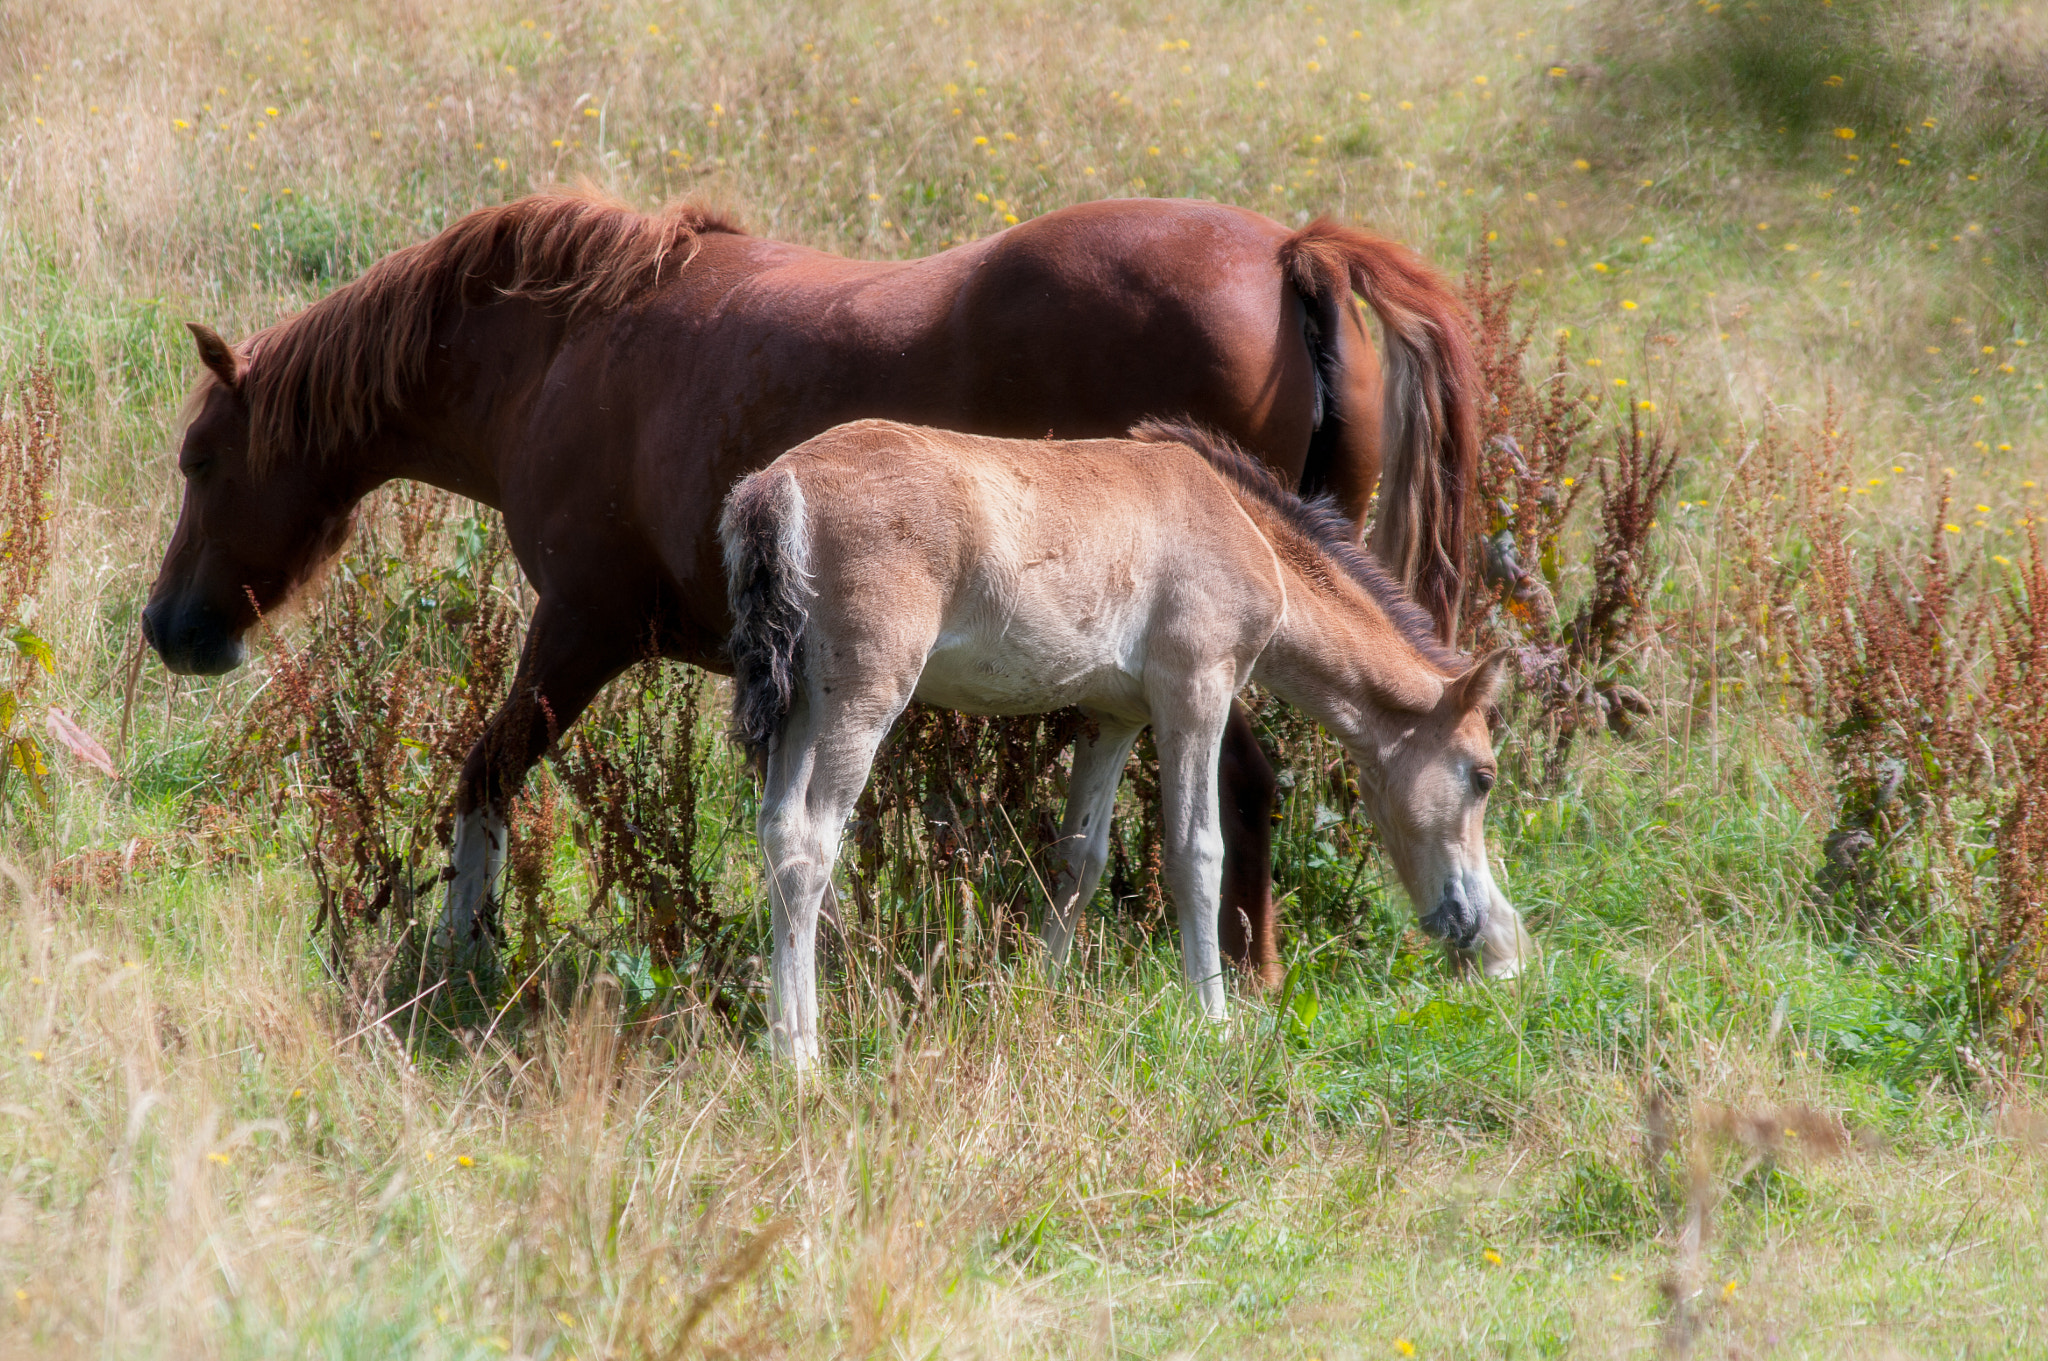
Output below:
[211,187,742,472]
[1129,418,1466,673]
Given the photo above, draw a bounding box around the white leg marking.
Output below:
[442,806,507,949]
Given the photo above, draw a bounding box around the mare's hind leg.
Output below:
[1217,703,1283,988]
[758,684,913,1068]
[443,597,634,961]
[1044,713,1144,968]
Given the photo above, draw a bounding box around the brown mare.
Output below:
[724,419,1529,1065]
[141,188,1478,978]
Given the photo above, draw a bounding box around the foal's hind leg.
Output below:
[758,686,913,1067]
[1044,714,1144,968]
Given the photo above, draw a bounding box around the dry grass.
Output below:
[6,868,2046,1358]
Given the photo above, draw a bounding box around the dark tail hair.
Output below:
[1278,218,1479,642]
[720,468,814,764]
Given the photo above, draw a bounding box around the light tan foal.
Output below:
[721,418,1532,1067]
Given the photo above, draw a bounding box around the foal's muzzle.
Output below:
[1422,881,1484,949]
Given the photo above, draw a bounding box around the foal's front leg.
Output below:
[1044,713,1144,967]
[1154,699,1234,1023]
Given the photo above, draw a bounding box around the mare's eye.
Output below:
[1473,768,1496,797]
[182,458,210,481]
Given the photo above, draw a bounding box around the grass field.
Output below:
[5,0,2048,1355]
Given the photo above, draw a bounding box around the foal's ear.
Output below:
[1446,648,1513,714]
[187,323,244,389]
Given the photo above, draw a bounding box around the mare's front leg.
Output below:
[1044,713,1144,968]
[1154,688,1235,1023]
[442,596,633,959]
[757,685,912,1068]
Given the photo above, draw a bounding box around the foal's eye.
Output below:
[1473,768,1496,797]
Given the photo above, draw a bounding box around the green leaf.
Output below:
[5,626,53,676]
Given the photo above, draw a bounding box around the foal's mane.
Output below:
[214,186,742,472]
[1130,419,1466,673]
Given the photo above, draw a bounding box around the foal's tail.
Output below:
[720,468,815,765]
[1278,219,1479,641]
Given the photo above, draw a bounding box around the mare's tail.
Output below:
[1278,219,1479,641]
[720,468,815,765]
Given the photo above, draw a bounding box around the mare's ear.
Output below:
[1446,648,1513,714]
[187,323,244,389]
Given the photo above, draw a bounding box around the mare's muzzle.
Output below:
[1421,881,1485,949]
[141,598,247,676]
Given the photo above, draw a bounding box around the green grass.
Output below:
[5,0,2048,1354]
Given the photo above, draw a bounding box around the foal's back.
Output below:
[768,420,1286,723]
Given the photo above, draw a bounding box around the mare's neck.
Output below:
[1249,559,1445,759]
[353,299,567,507]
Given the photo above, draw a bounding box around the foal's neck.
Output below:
[1250,562,1446,754]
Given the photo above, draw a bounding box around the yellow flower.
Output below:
[265,106,279,117]
[1784,242,1799,251]
[1977,504,1992,513]
[1824,74,1844,87]
[208,1151,231,1166]
[457,1155,475,1168]
[1593,262,1609,273]
[1835,127,1856,140]
[1473,75,1488,85]
[1549,66,1567,77]
[973,135,988,146]
[1563,477,1576,487]
[1944,524,1962,534]
[1722,1279,1739,1300]
[1395,1341,1417,1357]
[975,191,989,202]
[1398,100,1413,110]
[1552,236,1567,247]
[1622,299,1637,310]
[250,222,262,231]
[1974,395,1986,404]
[1004,214,1019,224]
[1573,158,1590,170]
[27,1051,44,1063]
[1483,1249,1503,1265]
[1638,400,1656,411]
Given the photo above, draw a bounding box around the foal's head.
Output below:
[141,325,360,675]
[1350,649,1511,954]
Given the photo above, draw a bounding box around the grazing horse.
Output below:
[723,419,1530,1065]
[140,188,1479,978]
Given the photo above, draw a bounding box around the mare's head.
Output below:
[140,324,360,675]
[1348,648,1518,964]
